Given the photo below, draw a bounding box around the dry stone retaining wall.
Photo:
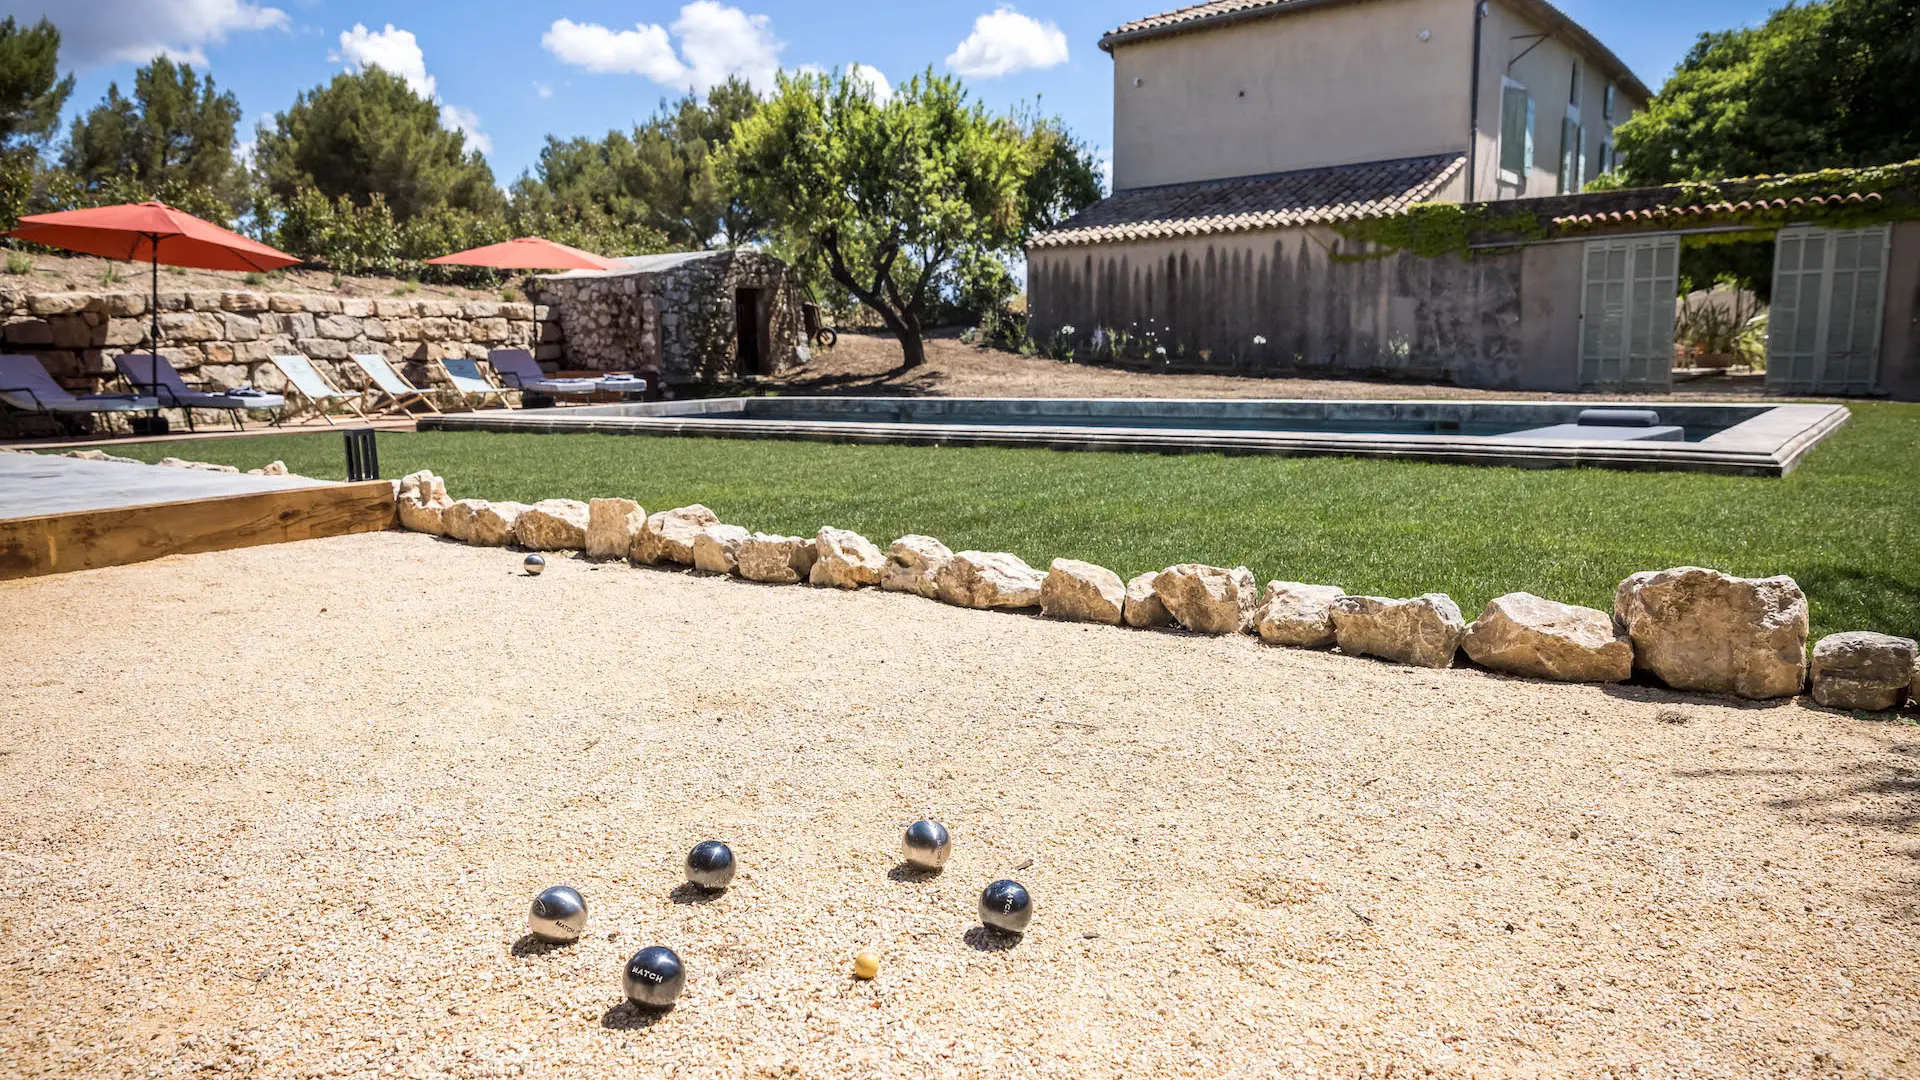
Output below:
[391,473,1920,714]
[0,287,557,413]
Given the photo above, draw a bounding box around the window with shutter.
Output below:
[1558,119,1584,194]
[1499,80,1532,185]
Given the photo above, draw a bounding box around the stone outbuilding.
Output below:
[533,250,803,389]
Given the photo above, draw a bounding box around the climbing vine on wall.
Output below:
[1333,159,1920,260]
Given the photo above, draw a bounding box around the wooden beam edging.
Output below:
[0,479,397,581]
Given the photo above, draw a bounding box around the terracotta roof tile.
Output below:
[1029,154,1465,249]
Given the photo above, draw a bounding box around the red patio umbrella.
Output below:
[424,236,623,271]
[8,201,302,359]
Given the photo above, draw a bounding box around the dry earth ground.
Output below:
[2,532,1916,1079]
[770,330,1780,402]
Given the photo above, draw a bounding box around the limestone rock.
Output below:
[1461,593,1632,682]
[1154,564,1258,635]
[881,535,953,598]
[156,456,239,473]
[515,499,591,551]
[468,501,529,547]
[1614,567,1808,700]
[692,524,751,575]
[810,527,886,589]
[1124,572,1175,628]
[1330,594,1466,668]
[1809,632,1917,712]
[1255,582,1345,648]
[633,504,720,565]
[585,498,643,560]
[396,470,452,535]
[442,499,487,542]
[1039,559,1126,624]
[935,551,1046,610]
[737,533,819,584]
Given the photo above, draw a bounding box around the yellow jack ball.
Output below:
[852,950,880,980]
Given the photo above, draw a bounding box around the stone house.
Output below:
[1027,0,1656,387]
[534,250,803,388]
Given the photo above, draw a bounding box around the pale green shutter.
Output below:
[1769,225,1889,394]
[1581,237,1678,390]
[1500,85,1531,179]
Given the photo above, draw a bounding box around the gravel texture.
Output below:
[2,532,1917,1079]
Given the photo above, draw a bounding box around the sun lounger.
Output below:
[488,349,602,397]
[269,354,368,425]
[113,353,286,431]
[0,353,158,433]
[349,353,443,417]
[438,357,517,411]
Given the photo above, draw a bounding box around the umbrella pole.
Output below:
[147,239,164,433]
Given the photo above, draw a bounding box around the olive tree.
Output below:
[724,69,1035,369]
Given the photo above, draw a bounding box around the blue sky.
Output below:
[15,0,1782,187]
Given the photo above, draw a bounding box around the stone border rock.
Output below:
[389,475,1914,712]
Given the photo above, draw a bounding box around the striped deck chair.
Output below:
[349,353,442,416]
[269,354,368,426]
[438,357,517,411]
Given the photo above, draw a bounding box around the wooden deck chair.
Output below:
[438,357,517,411]
[349,353,442,416]
[269,354,368,425]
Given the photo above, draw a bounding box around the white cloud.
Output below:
[18,0,288,67]
[331,23,489,156]
[439,104,491,155]
[542,3,783,94]
[534,82,554,99]
[794,62,893,102]
[945,6,1069,78]
[541,18,684,82]
[846,63,893,103]
[332,23,434,97]
[672,1,781,92]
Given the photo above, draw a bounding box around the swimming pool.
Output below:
[419,397,1850,476]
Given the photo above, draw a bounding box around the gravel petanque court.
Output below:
[3,532,1917,1078]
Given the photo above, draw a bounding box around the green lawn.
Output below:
[108,402,1920,641]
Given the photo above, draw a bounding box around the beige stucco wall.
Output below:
[1110,0,1473,190]
[1466,0,1647,200]
[1027,227,1588,390]
[1109,0,1647,199]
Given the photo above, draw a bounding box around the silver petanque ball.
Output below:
[523,553,546,576]
[527,885,588,944]
[902,819,952,871]
[685,840,736,890]
[623,946,686,1010]
[979,879,1032,935]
